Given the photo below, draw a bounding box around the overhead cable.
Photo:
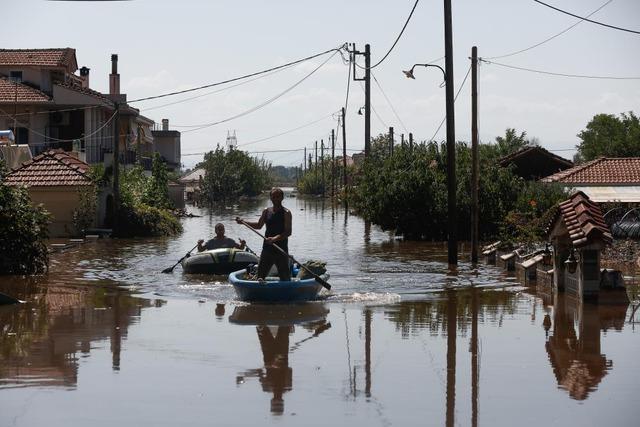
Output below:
[179,50,340,133]
[480,59,640,80]
[237,112,338,148]
[372,72,409,134]
[370,0,421,69]
[129,44,346,103]
[486,0,613,60]
[429,64,472,142]
[533,0,640,35]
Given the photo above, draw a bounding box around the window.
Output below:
[9,71,23,83]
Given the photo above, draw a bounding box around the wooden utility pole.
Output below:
[321,139,325,197]
[401,134,405,147]
[342,107,347,193]
[409,132,414,150]
[315,140,318,184]
[308,153,312,171]
[444,0,458,266]
[364,44,371,157]
[304,147,307,171]
[331,128,335,199]
[389,126,394,156]
[351,44,371,157]
[112,102,121,234]
[471,46,479,264]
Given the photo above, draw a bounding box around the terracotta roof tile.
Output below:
[499,145,573,168]
[0,48,77,72]
[54,81,113,105]
[541,157,640,184]
[5,149,92,187]
[547,191,612,246]
[0,77,52,103]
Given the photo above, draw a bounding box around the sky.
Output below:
[3,0,640,169]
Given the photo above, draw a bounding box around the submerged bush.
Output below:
[116,203,182,237]
[0,162,50,274]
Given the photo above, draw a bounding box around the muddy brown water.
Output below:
[1,192,638,426]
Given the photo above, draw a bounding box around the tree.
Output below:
[143,152,172,209]
[577,112,640,162]
[0,161,50,274]
[495,128,531,157]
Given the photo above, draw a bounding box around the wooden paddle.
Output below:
[0,291,21,305]
[238,220,331,290]
[162,243,199,273]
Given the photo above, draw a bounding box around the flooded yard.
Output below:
[1,194,638,426]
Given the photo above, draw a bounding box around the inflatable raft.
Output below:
[181,248,259,275]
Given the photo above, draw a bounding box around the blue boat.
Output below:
[228,269,330,302]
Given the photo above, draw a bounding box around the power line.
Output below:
[429,64,472,141]
[480,58,640,80]
[237,111,338,148]
[533,0,640,35]
[370,0,421,69]
[178,50,340,133]
[128,44,346,103]
[486,0,613,60]
[371,71,409,134]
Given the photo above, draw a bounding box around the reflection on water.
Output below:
[0,283,164,389]
[231,304,330,415]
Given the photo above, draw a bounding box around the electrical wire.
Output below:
[429,64,472,142]
[479,58,640,80]
[358,81,388,128]
[128,44,346,103]
[178,50,340,133]
[533,0,640,35]
[237,111,338,148]
[372,71,409,134]
[0,106,117,143]
[485,0,613,60]
[139,67,290,113]
[370,0,421,69]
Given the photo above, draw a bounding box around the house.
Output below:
[4,149,111,237]
[0,49,180,173]
[179,168,205,201]
[499,145,573,181]
[541,157,640,203]
[151,119,181,172]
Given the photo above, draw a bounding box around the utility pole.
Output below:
[315,140,318,185]
[304,147,307,172]
[401,134,405,148]
[351,44,371,157]
[331,128,335,200]
[471,46,479,264]
[444,0,458,266]
[321,139,325,197]
[409,132,414,150]
[342,107,348,198]
[308,153,312,171]
[389,126,394,156]
[112,102,121,234]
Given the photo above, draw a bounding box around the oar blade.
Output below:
[161,266,174,274]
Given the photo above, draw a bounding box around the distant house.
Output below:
[151,119,181,172]
[5,149,110,237]
[499,146,573,181]
[179,168,205,201]
[541,157,640,203]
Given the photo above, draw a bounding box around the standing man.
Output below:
[236,188,292,280]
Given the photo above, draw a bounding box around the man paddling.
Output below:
[236,187,292,281]
[197,223,246,252]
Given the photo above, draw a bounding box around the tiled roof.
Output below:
[5,149,92,187]
[541,157,640,184]
[499,145,573,168]
[0,48,77,72]
[54,81,113,105]
[0,76,52,103]
[547,191,612,247]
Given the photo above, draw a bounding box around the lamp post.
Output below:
[403,60,457,267]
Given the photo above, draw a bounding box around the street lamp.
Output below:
[402,63,446,85]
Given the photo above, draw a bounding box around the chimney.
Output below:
[79,66,90,88]
[162,119,169,131]
[109,54,120,95]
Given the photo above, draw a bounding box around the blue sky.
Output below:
[3,0,640,168]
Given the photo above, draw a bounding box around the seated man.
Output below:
[197,223,246,252]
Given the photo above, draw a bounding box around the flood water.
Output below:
[1,192,639,426]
